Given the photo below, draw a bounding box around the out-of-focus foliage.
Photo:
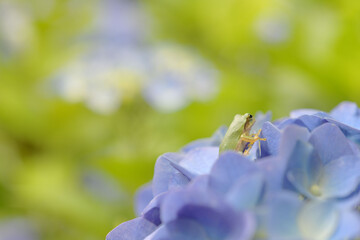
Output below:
[0,0,359,239]
[145,0,360,115]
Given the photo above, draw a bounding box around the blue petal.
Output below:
[330,101,360,129]
[265,192,302,239]
[187,175,210,191]
[182,126,227,152]
[159,187,256,240]
[259,122,281,157]
[298,201,338,240]
[170,147,219,179]
[226,172,264,210]
[142,193,167,226]
[330,210,360,240]
[145,219,209,240]
[135,182,153,216]
[278,125,310,161]
[325,118,360,142]
[290,108,321,118]
[286,141,323,198]
[209,152,259,194]
[160,188,230,224]
[309,123,355,165]
[106,217,157,240]
[257,156,284,191]
[297,115,327,131]
[152,153,190,196]
[320,155,360,198]
[251,111,272,134]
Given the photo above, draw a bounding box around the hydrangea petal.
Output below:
[251,111,272,134]
[145,219,209,240]
[259,122,281,157]
[330,101,360,129]
[266,192,302,239]
[170,147,219,179]
[298,201,338,240]
[152,153,189,195]
[290,108,321,118]
[226,172,264,211]
[278,125,310,161]
[320,155,360,198]
[330,210,360,240]
[257,156,284,191]
[135,182,153,216]
[297,115,327,131]
[325,118,360,142]
[106,217,157,240]
[286,141,322,198]
[141,192,167,226]
[309,123,355,164]
[209,152,259,194]
[160,188,230,224]
[182,126,227,152]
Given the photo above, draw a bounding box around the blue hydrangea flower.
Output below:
[107,102,360,240]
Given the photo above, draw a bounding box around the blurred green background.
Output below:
[0,0,359,239]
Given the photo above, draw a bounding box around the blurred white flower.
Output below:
[52,46,146,114]
[0,2,35,56]
[143,44,219,112]
[51,0,219,114]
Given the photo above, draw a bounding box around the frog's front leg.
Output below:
[237,129,266,155]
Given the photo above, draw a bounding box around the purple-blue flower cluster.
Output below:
[107,101,360,240]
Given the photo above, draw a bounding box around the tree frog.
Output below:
[219,113,266,155]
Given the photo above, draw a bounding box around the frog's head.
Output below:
[243,113,255,132]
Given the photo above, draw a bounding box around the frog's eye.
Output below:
[249,114,253,119]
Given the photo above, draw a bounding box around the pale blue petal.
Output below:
[142,193,167,226]
[251,111,272,134]
[330,210,360,240]
[226,172,264,211]
[135,182,153,216]
[297,115,327,131]
[170,147,219,179]
[182,126,227,152]
[266,192,302,240]
[298,201,338,240]
[309,123,355,164]
[259,122,281,157]
[209,152,259,194]
[330,101,360,129]
[106,217,157,240]
[278,125,310,161]
[320,155,360,198]
[290,109,321,118]
[160,188,230,224]
[145,220,209,240]
[152,153,189,195]
[257,156,284,191]
[286,140,322,198]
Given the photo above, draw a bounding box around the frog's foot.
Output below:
[239,129,266,155]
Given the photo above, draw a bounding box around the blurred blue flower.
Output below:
[0,218,38,240]
[0,2,35,58]
[108,102,360,240]
[143,44,219,113]
[51,0,219,114]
